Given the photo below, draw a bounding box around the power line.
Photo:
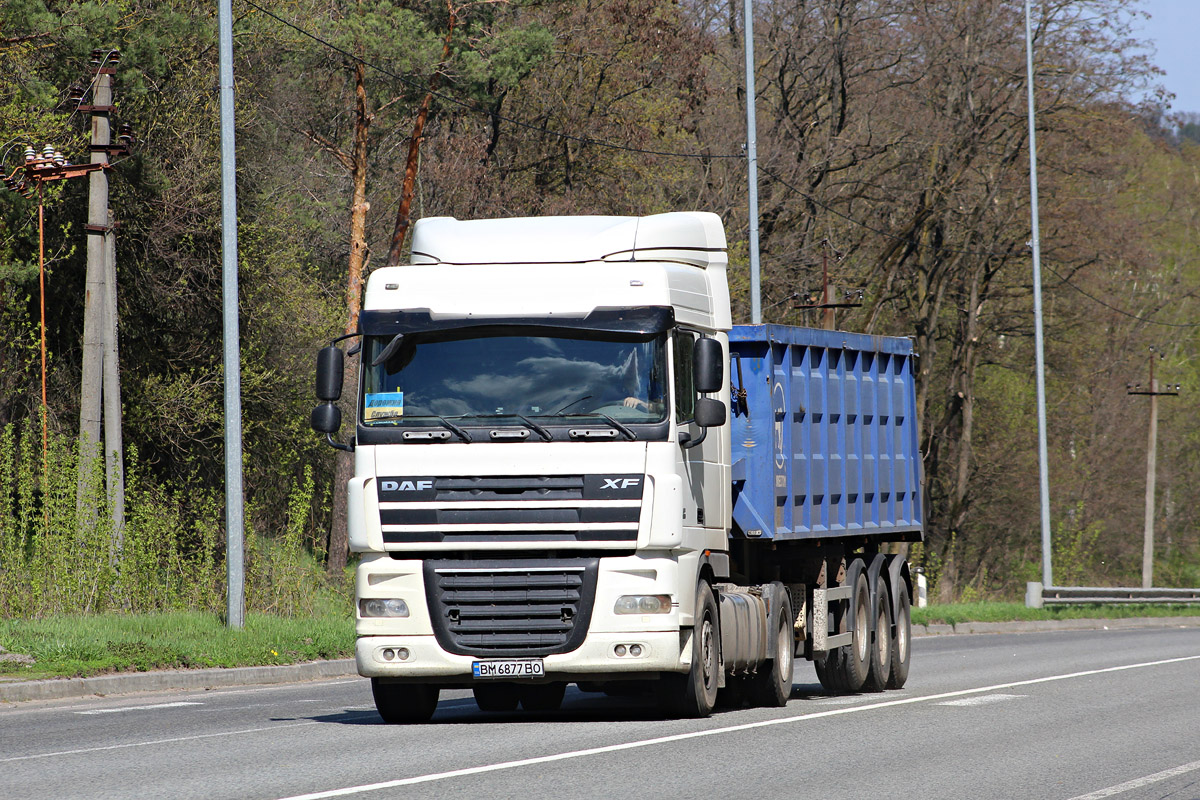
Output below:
[241,0,743,161]
[759,165,1200,330]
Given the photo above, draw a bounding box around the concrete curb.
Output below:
[0,658,358,704]
[912,615,1200,637]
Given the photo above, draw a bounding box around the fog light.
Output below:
[396,647,409,661]
[629,644,643,657]
[382,648,395,661]
[615,644,627,657]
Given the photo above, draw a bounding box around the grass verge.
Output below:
[0,611,355,680]
[913,602,1200,626]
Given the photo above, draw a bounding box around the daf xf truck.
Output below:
[311,212,924,721]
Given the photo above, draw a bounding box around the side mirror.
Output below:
[315,346,344,401]
[680,397,726,449]
[693,338,723,394]
[310,402,342,435]
[694,397,726,428]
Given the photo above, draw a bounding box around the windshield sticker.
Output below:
[364,392,405,421]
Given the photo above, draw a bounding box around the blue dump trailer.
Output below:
[729,324,923,542]
[723,324,924,696]
[314,213,925,721]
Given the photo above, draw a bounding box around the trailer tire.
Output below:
[887,583,912,689]
[663,581,720,718]
[473,683,520,712]
[519,682,566,712]
[751,590,794,707]
[864,580,892,692]
[371,679,439,724]
[840,567,871,693]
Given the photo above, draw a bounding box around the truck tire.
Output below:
[751,589,794,707]
[519,682,566,712]
[840,567,871,693]
[864,580,892,692]
[662,581,720,718]
[887,583,912,689]
[371,678,439,724]
[473,683,520,712]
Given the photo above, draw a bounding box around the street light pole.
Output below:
[1024,0,1054,589]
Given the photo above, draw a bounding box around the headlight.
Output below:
[359,598,410,617]
[614,595,672,614]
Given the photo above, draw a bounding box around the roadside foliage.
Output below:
[0,0,1197,612]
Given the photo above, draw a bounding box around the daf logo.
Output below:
[381,480,433,492]
[601,478,640,490]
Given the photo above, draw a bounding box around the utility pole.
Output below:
[793,240,862,330]
[1127,347,1181,589]
[103,208,125,553]
[78,49,117,523]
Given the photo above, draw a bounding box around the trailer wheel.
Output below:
[473,683,520,712]
[839,567,871,693]
[662,581,720,718]
[864,580,892,692]
[751,590,794,707]
[519,682,566,712]
[371,679,439,724]
[887,582,912,689]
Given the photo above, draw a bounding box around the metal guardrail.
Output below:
[1026,582,1200,608]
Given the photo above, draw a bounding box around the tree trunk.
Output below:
[328,58,373,576]
[385,4,456,267]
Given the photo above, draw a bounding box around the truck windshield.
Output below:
[361,329,668,426]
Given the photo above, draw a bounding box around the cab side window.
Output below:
[673,330,695,423]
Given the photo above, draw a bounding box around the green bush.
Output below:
[0,420,348,619]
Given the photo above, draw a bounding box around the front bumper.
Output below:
[357,630,687,685]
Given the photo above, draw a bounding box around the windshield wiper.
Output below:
[514,414,553,441]
[553,395,592,415]
[591,412,636,441]
[432,416,473,443]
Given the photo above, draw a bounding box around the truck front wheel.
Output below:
[371,678,439,724]
[662,581,720,718]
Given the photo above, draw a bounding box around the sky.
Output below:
[1133,0,1200,114]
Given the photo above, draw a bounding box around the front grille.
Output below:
[377,474,644,546]
[424,557,598,657]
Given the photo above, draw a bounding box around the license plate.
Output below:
[472,659,545,679]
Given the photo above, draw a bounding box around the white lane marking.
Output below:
[276,653,1200,800]
[937,693,1024,707]
[76,701,203,715]
[1,678,363,716]
[1065,759,1200,799]
[0,722,318,763]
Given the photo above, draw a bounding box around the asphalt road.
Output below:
[2,626,1198,800]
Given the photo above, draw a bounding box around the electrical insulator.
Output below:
[24,146,35,162]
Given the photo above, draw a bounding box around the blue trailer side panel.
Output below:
[729,324,923,542]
